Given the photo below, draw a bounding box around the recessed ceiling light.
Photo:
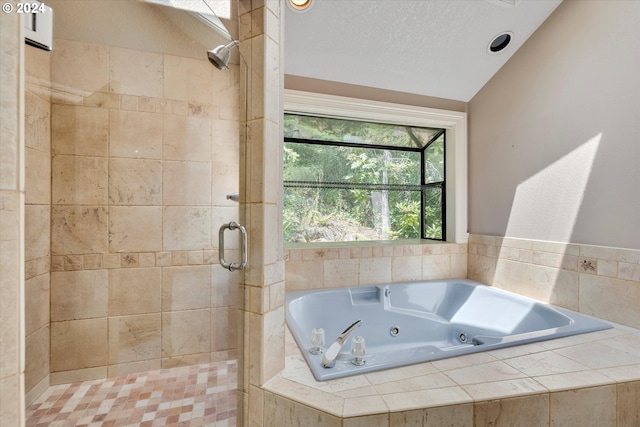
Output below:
[488,31,513,54]
[288,0,313,12]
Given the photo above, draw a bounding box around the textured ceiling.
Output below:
[284,0,563,102]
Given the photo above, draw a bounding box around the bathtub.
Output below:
[285,279,612,381]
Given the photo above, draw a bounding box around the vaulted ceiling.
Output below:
[284,0,563,102]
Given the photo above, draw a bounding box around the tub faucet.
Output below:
[321,320,362,368]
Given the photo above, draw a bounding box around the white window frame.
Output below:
[284,89,468,243]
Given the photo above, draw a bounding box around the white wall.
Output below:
[468,0,640,250]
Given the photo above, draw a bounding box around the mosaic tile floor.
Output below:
[26,361,237,427]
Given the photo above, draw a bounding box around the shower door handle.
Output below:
[218,221,247,271]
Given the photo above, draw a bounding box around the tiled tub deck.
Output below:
[262,325,640,426]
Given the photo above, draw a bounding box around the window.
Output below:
[284,90,468,244]
[283,114,445,242]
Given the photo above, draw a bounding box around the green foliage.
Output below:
[283,114,445,242]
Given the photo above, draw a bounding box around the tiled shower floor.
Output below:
[26,361,237,427]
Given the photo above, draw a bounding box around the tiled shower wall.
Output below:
[36,38,241,386]
[468,234,640,329]
[24,45,52,403]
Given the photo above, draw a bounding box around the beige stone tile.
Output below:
[161,353,210,369]
[24,204,50,261]
[431,352,497,372]
[25,274,50,335]
[50,366,108,385]
[164,55,213,104]
[25,43,51,82]
[161,309,211,357]
[211,161,240,207]
[550,385,616,427]
[162,265,211,311]
[51,270,108,321]
[107,359,162,378]
[618,381,640,427]
[51,39,109,93]
[442,360,527,386]
[109,206,162,252]
[211,307,237,351]
[162,206,212,251]
[342,395,389,418]
[381,386,472,412]
[373,372,456,395]
[110,47,163,97]
[52,155,108,205]
[422,254,451,279]
[475,394,549,427]
[534,369,614,392]
[51,105,109,156]
[598,364,640,383]
[50,318,108,372]
[323,258,359,288]
[25,325,49,393]
[263,389,342,426]
[25,147,50,204]
[109,110,163,159]
[108,313,161,364]
[344,413,389,427]
[390,403,473,427]
[503,350,589,377]
[0,376,20,427]
[462,377,548,401]
[619,261,640,282]
[212,267,239,309]
[580,273,640,329]
[109,158,162,206]
[262,308,286,382]
[109,267,162,315]
[162,115,212,161]
[359,257,392,285]
[391,255,422,282]
[163,161,212,206]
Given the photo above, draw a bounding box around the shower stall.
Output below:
[22,0,260,423]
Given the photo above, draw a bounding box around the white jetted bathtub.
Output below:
[285,279,612,381]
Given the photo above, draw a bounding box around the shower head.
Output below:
[207,40,240,70]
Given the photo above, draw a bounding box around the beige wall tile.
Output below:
[162,115,212,161]
[211,307,238,352]
[390,404,473,427]
[25,204,50,261]
[359,257,392,285]
[618,381,640,427]
[52,39,109,93]
[212,266,240,308]
[51,206,108,254]
[25,274,50,335]
[550,385,616,427]
[109,206,162,252]
[422,254,451,280]
[52,155,108,205]
[164,55,213,104]
[108,313,161,364]
[50,366,107,385]
[391,255,422,282]
[109,267,162,315]
[580,274,640,329]
[263,391,342,427]
[163,161,212,206]
[109,158,162,205]
[163,206,212,251]
[162,265,211,311]
[25,326,50,393]
[50,318,108,372]
[161,309,211,357]
[324,258,360,288]
[25,147,50,204]
[344,414,389,427]
[211,161,241,207]
[109,110,163,159]
[285,260,322,291]
[110,47,163,97]
[107,359,161,378]
[51,270,108,321]
[475,394,549,427]
[52,105,109,156]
